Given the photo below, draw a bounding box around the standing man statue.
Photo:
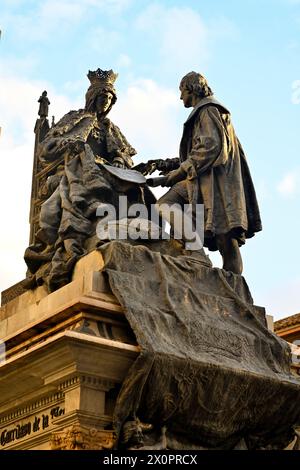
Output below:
[144,72,262,274]
[38,90,50,118]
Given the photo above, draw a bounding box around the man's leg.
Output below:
[156,184,203,250]
[216,234,243,275]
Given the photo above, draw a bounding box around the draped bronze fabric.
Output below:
[100,241,300,449]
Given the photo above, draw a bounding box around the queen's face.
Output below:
[95,92,114,114]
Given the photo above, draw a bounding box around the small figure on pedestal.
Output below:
[38,90,50,118]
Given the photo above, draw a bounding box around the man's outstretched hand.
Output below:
[133,159,172,176]
[164,167,186,186]
[133,160,159,175]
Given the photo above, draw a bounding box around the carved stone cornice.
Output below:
[274,313,300,332]
[50,425,116,450]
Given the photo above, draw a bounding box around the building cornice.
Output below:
[274,313,300,332]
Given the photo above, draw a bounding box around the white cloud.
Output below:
[63,79,86,95]
[136,4,237,75]
[0,134,34,290]
[111,78,182,160]
[136,4,208,74]
[277,170,300,197]
[0,69,81,293]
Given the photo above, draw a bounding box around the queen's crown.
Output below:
[87,68,118,86]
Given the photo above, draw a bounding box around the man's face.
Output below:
[95,92,113,114]
[180,86,193,108]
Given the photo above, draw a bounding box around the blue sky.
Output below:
[0,0,300,319]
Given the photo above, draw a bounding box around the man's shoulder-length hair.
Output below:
[180,72,213,98]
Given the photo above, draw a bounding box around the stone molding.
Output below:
[0,392,64,425]
[58,375,115,392]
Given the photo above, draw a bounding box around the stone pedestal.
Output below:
[1,244,300,450]
[0,251,137,450]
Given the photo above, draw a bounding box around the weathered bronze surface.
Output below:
[24,69,155,292]
[38,91,50,118]
[14,69,300,450]
[100,240,300,450]
[141,72,262,275]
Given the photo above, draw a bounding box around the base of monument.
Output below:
[0,251,138,450]
[0,241,299,450]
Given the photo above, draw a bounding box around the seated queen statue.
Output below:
[24,68,154,292]
[38,68,136,169]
